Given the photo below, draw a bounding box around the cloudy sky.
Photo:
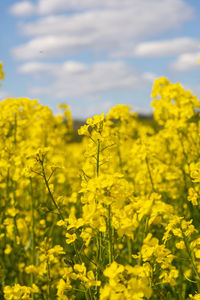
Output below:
[0,0,200,118]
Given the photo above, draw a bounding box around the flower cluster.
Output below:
[1,59,200,298]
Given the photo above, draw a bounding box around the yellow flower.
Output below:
[4,244,12,255]
[104,261,124,279]
[74,263,86,275]
[85,270,101,288]
[65,232,77,244]
[189,293,200,300]
[25,265,38,275]
[78,124,90,136]
[57,278,71,299]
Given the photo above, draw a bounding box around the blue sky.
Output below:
[0,0,200,118]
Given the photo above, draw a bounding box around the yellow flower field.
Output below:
[1,61,200,299]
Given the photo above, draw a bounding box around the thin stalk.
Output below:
[98,232,102,263]
[30,178,35,300]
[6,168,9,199]
[73,243,92,300]
[96,139,102,262]
[117,131,123,172]
[47,258,51,300]
[127,238,132,264]
[40,160,64,220]
[14,113,17,148]
[13,182,19,244]
[88,288,93,300]
[84,291,90,300]
[96,139,100,177]
[13,114,18,244]
[73,243,82,264]
[181,228,200,292]
[145,155,155,192]
[96,139,101,298]
[108,205,113,264]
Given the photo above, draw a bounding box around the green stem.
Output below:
[96,139,100,177]
[14,113,17,147]
[47,258,51,300]
[40,160,64,220]
[108,205,113,264]
[181,228,200,292]
[13,182,19,245]
[13,114,19,245]
[127,238,132,264]
[117,131,123,172]
[145,155,155,192]
[96,139,101,298]
[30,178,35,300]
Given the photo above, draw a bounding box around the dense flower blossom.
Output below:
[1,57,200,298]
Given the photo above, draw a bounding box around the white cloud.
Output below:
[9,0,194,18]
[11,0,194,60]
[12,35,96,60]
[10,0,135,16]
[18,60,87,75]
[36,0,133,15]
[134,38,199,57]
[170,52,200,71]
[8,0,199,118]
[9,1,36,16]
[18,60,156,98]
[19,61,55,73]
[141,72,157,82]
[0,91,11,100]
